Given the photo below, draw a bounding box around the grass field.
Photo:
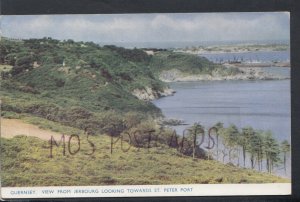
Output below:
[1,117,289,187]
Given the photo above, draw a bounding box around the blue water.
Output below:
[153,78,291,177]
[98,40,289,49]
[152,49,291,177]
[153,51,291,138]
[153,79,290,142]
[154,80,291,140]
[200,50,290,63]
[263,66,290,78]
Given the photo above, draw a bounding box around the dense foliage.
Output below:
[1,37,239,136]
[209,122,290,174]
[0,38,165,135]
[149,51,218,74]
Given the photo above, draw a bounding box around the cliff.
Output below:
[132,86,175,101]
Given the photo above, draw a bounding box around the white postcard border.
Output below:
[1,183,291,199]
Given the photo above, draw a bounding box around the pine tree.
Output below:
[255,131,264,171]
[213,122,224,161]
[184,123,204,159]
[263,131,281,173]
[281,140,290,174]
[240,127,255,167]
[219,124,239,164]
[248,131,262,169]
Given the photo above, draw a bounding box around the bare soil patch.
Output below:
[1,118,63,140]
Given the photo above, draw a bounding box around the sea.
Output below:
[152,50,291,177]
[98,40,289,49]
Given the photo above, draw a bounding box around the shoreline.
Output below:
[151,76,291,179]
[131,86,176,101]
[176,49,289,55]
[159,67,290,83]
[224,62,290,68]
[174,44,289,55]
[133,66,290,101]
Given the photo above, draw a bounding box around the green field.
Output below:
[1,131,288,186]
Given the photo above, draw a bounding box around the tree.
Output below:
[240,127,255,167]
[248,131,262,169]
[213,122,224,161]
[183,123,205,159]
[263,131,281,173]
[281,140,290,174]
[219,124,239,164]
[255,130,265,171]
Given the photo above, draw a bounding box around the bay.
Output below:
[200,50,290,63]
[152,50,291,177]
[153,79,290,143]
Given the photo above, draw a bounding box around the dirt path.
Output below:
[1,118,64,140]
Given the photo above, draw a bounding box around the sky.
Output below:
[0,12,290,45]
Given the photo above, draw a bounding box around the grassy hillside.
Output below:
[0,38,239,136]
[149,51,219,74]
[1,130,288,187]
[149,51,240,76]
[0,38,164,136]
[1,114,290,186]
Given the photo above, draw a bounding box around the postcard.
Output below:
[0,12,291,199]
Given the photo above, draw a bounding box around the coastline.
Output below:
[174,44,289,55]
[159,67,290,83]
[132,66,290,101]
[151,78,291,178]
[131,86,176,101]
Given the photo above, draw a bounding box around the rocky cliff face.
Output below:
[132,86,175,101]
